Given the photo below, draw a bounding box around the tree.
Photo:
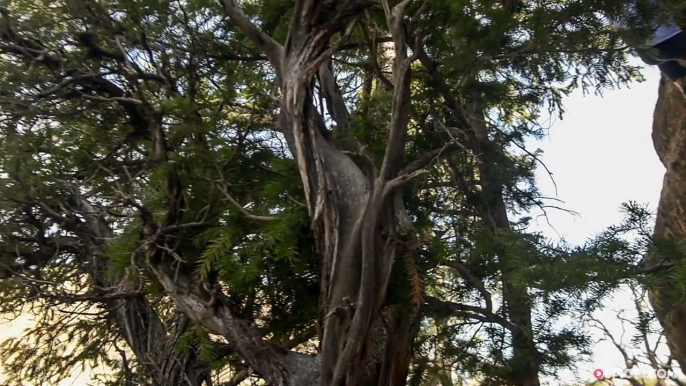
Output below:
[588,284,684,386]
[0,0,672,385]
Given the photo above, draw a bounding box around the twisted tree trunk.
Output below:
[216,1,426,384]
[1,1,427,384]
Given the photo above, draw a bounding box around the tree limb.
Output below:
[220,0,285,80]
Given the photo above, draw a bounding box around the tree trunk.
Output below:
[414,47,542,383]
[0,11,220,384]
[647,75,686,371]
[218,1,425,384]
[69,195,214,386]
[0,0,545,384]
[0,2,428,385]
[468,108,541,386]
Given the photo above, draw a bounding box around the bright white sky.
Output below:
[527,59,669,385]
[0,59,671,386]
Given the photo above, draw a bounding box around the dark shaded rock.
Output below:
[649,75,686,370]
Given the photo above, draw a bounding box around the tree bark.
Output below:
[1,1,543,384]
[220,1,425,384]
[68,194,214,386]
[0,15,221,382]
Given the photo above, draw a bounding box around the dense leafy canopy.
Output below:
[0,0,685,385]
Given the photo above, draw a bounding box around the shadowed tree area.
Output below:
[2,0,686,385]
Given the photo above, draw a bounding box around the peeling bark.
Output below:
[0,1,431,384]
[148,259,321,385]
[2,0,549,384]
[221,1,424,384]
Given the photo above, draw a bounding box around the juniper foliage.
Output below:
[0,0,680,385]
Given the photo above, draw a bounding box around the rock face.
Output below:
[649,75,686,370]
